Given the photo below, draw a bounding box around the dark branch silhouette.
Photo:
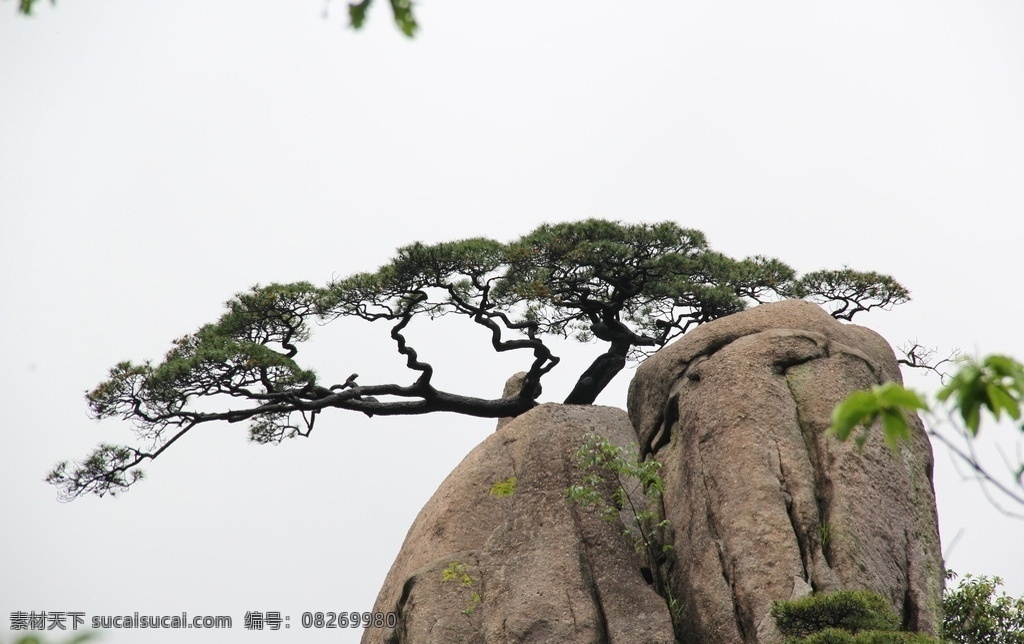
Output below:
[49,219,908,499]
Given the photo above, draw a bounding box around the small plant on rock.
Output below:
[567,433,679,620]
[488,476,518,498]
[567,433,668,556]
[440,561,481,615]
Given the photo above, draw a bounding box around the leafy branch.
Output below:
[829,353,1024,515]
[347,0,417,37]
[567,434,679,621]
[942,572,1024,643]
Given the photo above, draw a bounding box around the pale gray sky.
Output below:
[2,2,1022,643]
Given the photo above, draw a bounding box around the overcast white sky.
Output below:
[2,2,1022,643]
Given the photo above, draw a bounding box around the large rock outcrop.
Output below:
[365,300,943,643]
[363,403,676,644]
[629,299,943,642]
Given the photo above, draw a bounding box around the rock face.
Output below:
[365,300,943,643]
[628,300,943,642]
[362,403,676,644]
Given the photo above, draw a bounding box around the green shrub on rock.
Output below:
[772,589,900,637]
[772,589,939,644]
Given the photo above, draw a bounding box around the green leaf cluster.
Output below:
[771,590,937,643]
[567,433,664,528]
[829,354,1024,474]
[830,383,928,450]
[937,355,1024,435]
[347,0,418,37]
[941,573,1024,643]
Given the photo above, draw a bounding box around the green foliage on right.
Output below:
[941,573,1024,643]
[771,590,938,644]
[830,354,1024,449]
[830,383,929,450]
[937,355,1024,436]
[829,353,1024,510]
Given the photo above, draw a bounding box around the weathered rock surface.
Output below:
[362,403,676,644]
[628,300,943,643]
[365,300,943,643]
